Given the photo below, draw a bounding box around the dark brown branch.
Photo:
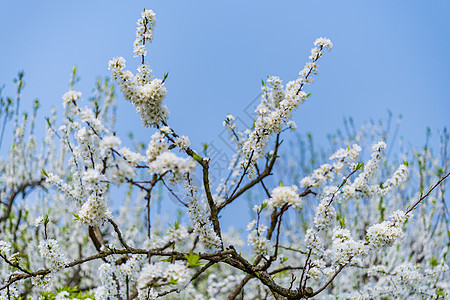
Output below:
[0,247,235,291]
[0,178,44,223]
[310,263,347,297]
[219,134,281,212]
[405,170,450,215]
[108,218,133,251]
[228,274,252,300]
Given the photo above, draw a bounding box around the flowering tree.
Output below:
[0,9,449,300]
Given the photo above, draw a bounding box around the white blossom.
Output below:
[38,239,67,272]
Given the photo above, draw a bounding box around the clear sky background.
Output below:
[1,1,449,228]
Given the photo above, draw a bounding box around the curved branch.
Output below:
[0,178,44,223]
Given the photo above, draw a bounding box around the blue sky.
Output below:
[1,1,449,228]
[1,1,449,147]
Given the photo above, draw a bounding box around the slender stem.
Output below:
[405,171,450,215]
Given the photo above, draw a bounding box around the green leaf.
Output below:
[260,202,268,211]
[72,213,80,221]
[184,251,204,267]
[173,220,180,230]
[41,169,48,177]
[355,162,364,171]
[169,277,179,285]
[429,256,438,267]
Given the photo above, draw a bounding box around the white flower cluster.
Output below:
[0,284,19,300]
[120,146,145,166]
[77,106,107,133]
[342,142,386,199]
[38,239,67,272]
[185,181,222,250]
[0,240,11,254]
[366,210,406,249]
[304,228,325,255]
[266,185,302,209]
[329,144,362,173]
[357,262,450,299]
[149,152,195,182]
[31,274,52,289]
[109,57,168,127]
[78,167,111,226]
[300,163,334,188]
[146,131,169,162]
[78,193,111,226]
[134,9,156,57]
[331,228,366,265]
[35,216,44,227]
[313,199,336,231]
[54,291,93,300]
[165,224,189,243]
[247,221,272,256]
[234,39,332,164]
[138,288,158,300]
[109,10,168,127]
[374,163,409,195]
[62,90,82,108]
[175,135,191,151]
[301,144,362,188]
[205,273,246,298]
[99,135,121,155]
[137,261,190,295]
[96,256,142,300]
[307,259,327,281]
[314,37,333,51]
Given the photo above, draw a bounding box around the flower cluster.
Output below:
[134,9,156,57]
[375,163,409,195]
[78,193,111,226]
[300,163,334,188]
[301,144,362,188]
[329,144,362,173]
[331,228,366,265]
[108,10,168,127]
[149,152,195,182]
[38,239,67,272]
[231,38,333,167]
[313,199,336,231]
[0,240,11,255]
[185,181,222,250]
[146,131,169,162]
[366,210,406,249]
[304,228,325,255]
[96,257,142,299]
[109,57,168,127]
[342,141,386,199]
[137,261,190,295]
[266,185,302,209]
[247,221,272,256]
[62,90,82,108]
[165,224,189,243]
